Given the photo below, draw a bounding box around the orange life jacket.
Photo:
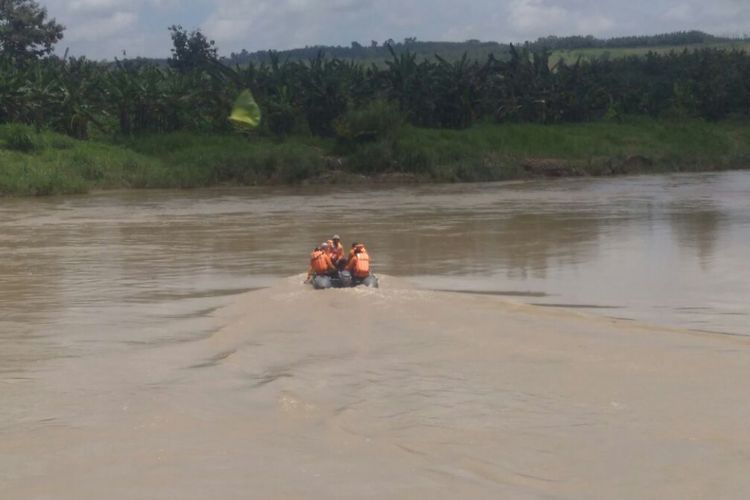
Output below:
[352,251,370,278]
[310,250,331,274]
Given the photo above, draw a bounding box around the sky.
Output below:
[42,0,750,60]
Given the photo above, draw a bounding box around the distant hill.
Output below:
[535,31,750,66]
[111,31,739,67]
[532,30,740,51]
[222,39,509,66]
[548,40,750,66]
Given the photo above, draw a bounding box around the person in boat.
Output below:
[340,241,359,271]
[345,243,371,282]
[323,239,343,270]
[348,242,360,261]
[325,239,335,259]
[330,235,344,263]
[306,243,337,282]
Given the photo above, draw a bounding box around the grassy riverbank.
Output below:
[2,119,749,196]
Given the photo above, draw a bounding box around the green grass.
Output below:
[0,126,331,195]
[2,119,749,196]
[349,118,750,181]
[118,132,330,187]
[0,125,168,196]
[550,40,750,66]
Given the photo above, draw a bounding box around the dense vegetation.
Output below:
[4,41,750,139]
[1,0,750,196]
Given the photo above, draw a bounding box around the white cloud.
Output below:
[44,0,190,58]
[36,0,750,59]
[65,11,137,42]
[576,14,615,35]
[663,4,693,22]
[506,0,616,39]
[68,0,121,13]
[203,0,376,52]
[654,0,750,36]
[508,0,570,35]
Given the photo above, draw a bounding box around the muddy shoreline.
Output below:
[304,155,749,185]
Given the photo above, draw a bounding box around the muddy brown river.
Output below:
[1,172,749,499]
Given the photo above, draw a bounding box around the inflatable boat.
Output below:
[311,270,379,290]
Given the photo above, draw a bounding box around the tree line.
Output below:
[1,1,750,141]
[225,39,508,66]
[532,31,745,51]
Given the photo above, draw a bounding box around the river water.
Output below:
[1,172,749,498]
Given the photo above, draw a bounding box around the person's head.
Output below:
[321,242,330,250]
[351,242,359,249]
[332,235,341,244]
[355,243,365,254]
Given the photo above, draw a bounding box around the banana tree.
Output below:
[432,53,482,128]
[298,53,350,136]
[0,57,30,123]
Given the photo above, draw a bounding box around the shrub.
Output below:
[334,100,404,144]
[3,124,39,153]
[347,140,395,174]
[275,149,323,183]
[265,100,297,138]
[49,135,76,150]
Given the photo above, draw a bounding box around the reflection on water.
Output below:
[670,206,724,269]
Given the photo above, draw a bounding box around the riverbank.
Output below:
[2,119,749,196]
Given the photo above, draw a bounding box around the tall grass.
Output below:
[120,132,329,186]
[349,118,749,181]
[0,125,167,196]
